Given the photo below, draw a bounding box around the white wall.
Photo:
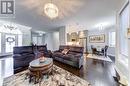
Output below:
[115,0,129,82]
[45,32,59,51]
[18,25,32,46]
[128,38,130,86]
[128,0,130,85]
[59,26,66,45]
[87,30,107,47]
[127,0,130,84]
[42,34,45,44]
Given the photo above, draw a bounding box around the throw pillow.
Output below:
[62,49,69,54]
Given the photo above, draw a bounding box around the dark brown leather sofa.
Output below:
[52,45,84,68]
[13,45,51,73]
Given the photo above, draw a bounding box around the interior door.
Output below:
[4,34,16,53]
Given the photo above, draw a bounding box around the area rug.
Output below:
[87,54,112,62]
[3,65,91,86]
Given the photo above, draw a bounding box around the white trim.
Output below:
[0,20,32,30]
[128,0,130,85]
[116,1,129,85]
[0,53,12,57]
[115,64,128,85]
[118,1,129,15]
[107,54,115,57]
[118,54,128,67]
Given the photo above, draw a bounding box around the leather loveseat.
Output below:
[52,45,84,68]
[13,45,51,73]
[13,46,34,73]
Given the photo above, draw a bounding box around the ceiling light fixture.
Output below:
[44,0,59,19]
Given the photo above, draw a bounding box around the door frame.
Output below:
[0,33,18,54]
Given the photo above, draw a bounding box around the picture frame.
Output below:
[89,34,105,43]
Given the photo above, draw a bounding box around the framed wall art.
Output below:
[89,34,105,43]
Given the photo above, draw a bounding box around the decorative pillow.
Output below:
[62,49,69,54]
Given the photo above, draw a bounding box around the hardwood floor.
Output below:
[0,57,13,86]
[0,55,118,86]
[54,56,118,86]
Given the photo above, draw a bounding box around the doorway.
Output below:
[5,34,16,53]
[0,33,22,55]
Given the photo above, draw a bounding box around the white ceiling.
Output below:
[1,0,126,32]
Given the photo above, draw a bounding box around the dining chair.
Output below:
[91,45,97,55]
[104,45,108,57]
[98,45,108,57]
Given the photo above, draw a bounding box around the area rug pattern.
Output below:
[87,54,112,62]
[3,65,90,86]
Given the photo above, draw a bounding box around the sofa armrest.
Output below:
[47,50,52,54]
[13,54,22,58]
[42,50,53,58]
[75,53,82,57]
[47,50,52,57]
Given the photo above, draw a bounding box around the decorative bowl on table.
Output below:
[39,57,46,63]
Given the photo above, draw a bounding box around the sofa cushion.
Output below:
[68,51,80,55]
[53,52,64,57]
[63,53,82,62]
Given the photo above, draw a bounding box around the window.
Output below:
[37,37,43,45]
[32,36,38,44]
[120,3,129,56]
[32,36,43,45]
[109,32,116,47]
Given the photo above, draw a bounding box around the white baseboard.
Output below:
[0,53,12,57]
[115,65,128,86]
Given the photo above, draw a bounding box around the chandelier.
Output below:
[44,3,59,19]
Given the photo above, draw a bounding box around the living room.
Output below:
[0,0,129,86]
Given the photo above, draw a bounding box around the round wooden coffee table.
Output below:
[28,58,53,83]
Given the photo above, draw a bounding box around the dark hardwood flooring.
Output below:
[54,56,118,86]
[0,55,118,86]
